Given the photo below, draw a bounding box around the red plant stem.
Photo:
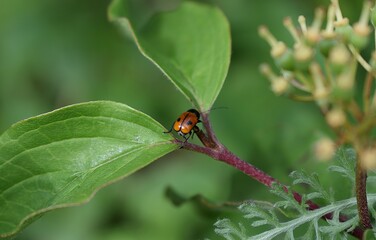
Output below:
[181,140,364,239]
[179,112,365,239]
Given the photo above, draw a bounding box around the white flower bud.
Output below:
[361,148,376,170]
[326,108,346,128]
[271,77,289,95]
[314,138,335,161]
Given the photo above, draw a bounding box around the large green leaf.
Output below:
[108,0,231,111]
[0,101,177,238]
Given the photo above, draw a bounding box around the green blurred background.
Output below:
[0,0,364,239]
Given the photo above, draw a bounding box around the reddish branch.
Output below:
[178,112,365,239]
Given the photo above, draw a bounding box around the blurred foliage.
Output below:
[0,0,364,239]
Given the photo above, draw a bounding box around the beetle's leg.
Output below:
[163,123,174,133]
[183,131,192,143]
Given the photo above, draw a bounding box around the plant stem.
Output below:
[182,140,364,238]
[180,113,365,239]
[356,157,372,229]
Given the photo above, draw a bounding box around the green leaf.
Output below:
[0,101,177,238]
[214,219,248,240]
[216,192,376,240]
[329,147,356,183]
[240,203,279,227]
[108,0,231,111]
[290,170,333,202]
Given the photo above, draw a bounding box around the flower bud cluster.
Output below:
[260,0,372,99]
[260,0,376,167]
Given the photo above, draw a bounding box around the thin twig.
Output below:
[348,44,371,72]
